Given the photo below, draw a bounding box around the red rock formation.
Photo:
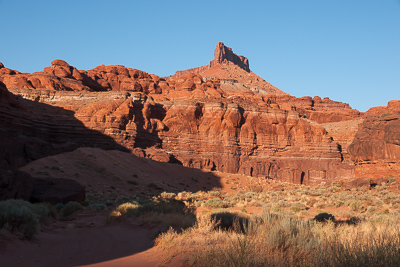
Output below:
[348,111,400,178]
[209,42,250,72]
[0,60,165,94]
[364,100,400,117]
[4,86,354,186]
[0,60,91,91]
[158,100,354,185]
[0,86,131,169]
[0,43,368,186]
[169,43,361,123]
[171,42,286,96]
[30,177,85,204]
[320,119,364,165]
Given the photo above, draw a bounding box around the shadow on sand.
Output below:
[0,85,222,266]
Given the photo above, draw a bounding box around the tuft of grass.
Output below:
[204,198,226,209]
[349,200,364,212]
[155,211,400,267]
[61,201,83,217]
[116,202,141,216]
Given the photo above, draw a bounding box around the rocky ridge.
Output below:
[0,43,384,187]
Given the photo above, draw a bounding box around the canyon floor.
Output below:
[1,147,400,267]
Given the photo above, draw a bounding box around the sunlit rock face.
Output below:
[1,43,371,185]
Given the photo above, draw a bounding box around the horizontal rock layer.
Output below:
[348,112,400,178]
[4,87,355,186]
[0,42,370,185]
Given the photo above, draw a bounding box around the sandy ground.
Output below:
[19,147,275,198]
[0,212,164,267]
[3,147,263,267]
[3,146,374,267]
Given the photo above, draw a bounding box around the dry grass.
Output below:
[155,210,400,267]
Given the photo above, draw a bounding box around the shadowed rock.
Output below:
[30,177,85,204]
[0,169,32,201]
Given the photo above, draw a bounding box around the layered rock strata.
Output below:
[348,111,400,178]
[5,87,354,186]
[0,43,366,185]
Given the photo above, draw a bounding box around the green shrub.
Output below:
[204,198,225,209]
[29,203,53,224]
[117,202,141,216]
[156,199,186,214]
[367,206,377,213]
[208,191,222,197]
[61,201,83,217]
[195,200,205,207]
[349,200,364,211]
[160,192,176,199]
[54,203,64,211]
[0,199,40,239]
[290,206,302,213]
[88,203,107,211]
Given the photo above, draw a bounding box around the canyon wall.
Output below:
[348,111,400,178]
[4,87,355,186]
[0,43,371,185]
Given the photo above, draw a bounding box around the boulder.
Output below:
[30,178,85,204]
[0,169,33,201]
[51,59,70,67]
[314,213,335,222]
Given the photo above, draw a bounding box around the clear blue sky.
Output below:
[1,0,399,112]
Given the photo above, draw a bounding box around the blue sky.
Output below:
[1,0,399,112]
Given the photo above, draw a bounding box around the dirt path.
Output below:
[0,223,162,267]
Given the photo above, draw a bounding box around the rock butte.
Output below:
[0,42,398,186]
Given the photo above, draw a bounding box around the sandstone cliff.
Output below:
[0,86,128,169]
[169,42,362,123]
[3,86,355,185]
[348,109,400,178]
[0,43,368,185]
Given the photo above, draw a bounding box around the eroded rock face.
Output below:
[0,43,368,185]
[0,60,165,94]
[348,112,400,178]
[210,42,250,72]
[158,101,354,185]
[169,43,361,123]
[3,87,354,186]
[0,87,130,169]
[364,100,400,117]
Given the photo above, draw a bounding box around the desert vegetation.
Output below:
[2,174,400,266]
[152,176,400,266]
[155,210,400,267]
[0,199,54,239]
[0,199,86,239]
